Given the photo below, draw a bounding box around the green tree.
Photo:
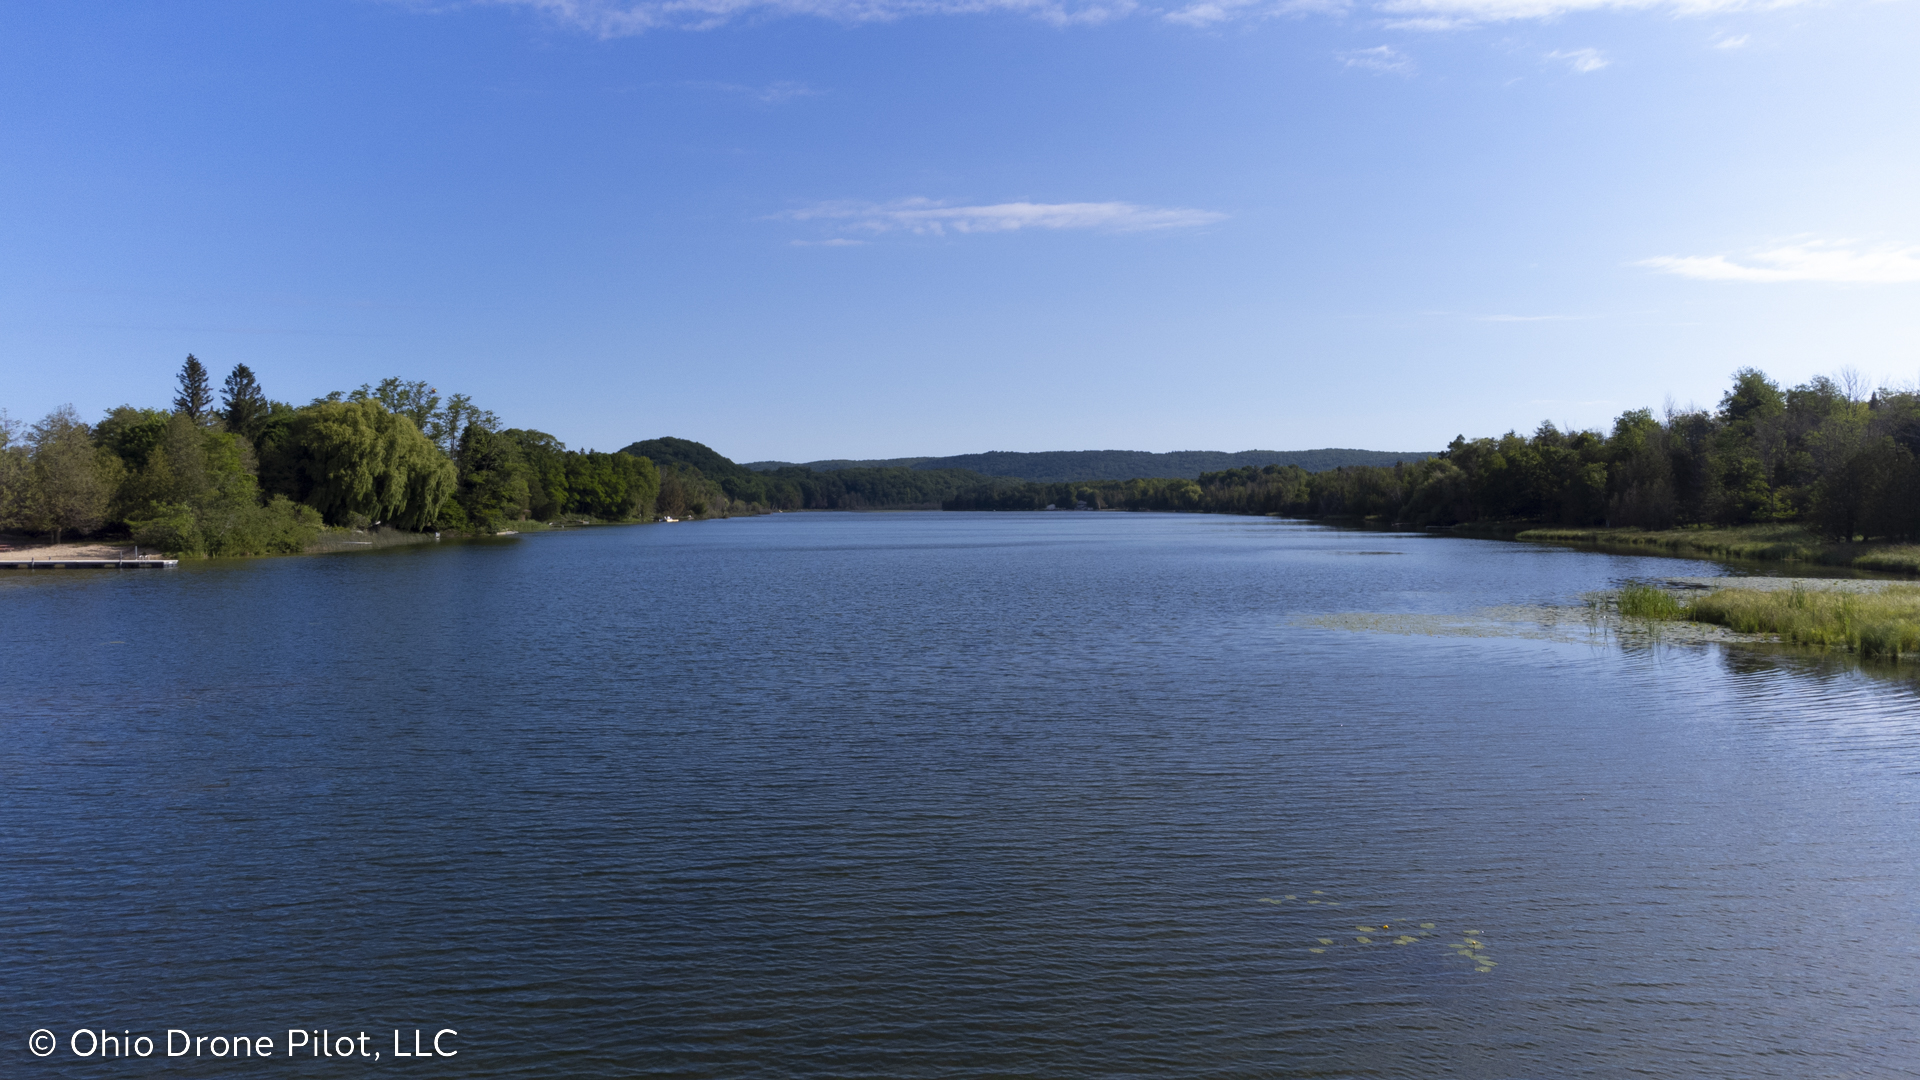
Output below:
[173,354,215,423]
[261,399,456,529]
[454,424,531,531]
[28,405,111,542]
[221,364,271,441]
[95,406,172,471]
[351,378,439,433]
[0,410,29,531]
[121,413,324,557]
[504,429,571,519]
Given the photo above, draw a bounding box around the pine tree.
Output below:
[221,363,270,440]
[173,354,214,423]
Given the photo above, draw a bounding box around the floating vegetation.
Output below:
[1257,890,1500,975]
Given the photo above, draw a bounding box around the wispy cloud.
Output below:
[1340,45,1416,74]
[469,0,1136,35]
[1377,0,1804,27]
[783,198,1227,237]
[1162,0,1347,26]
[1548,47,1609,72]
[1475,313,1594,321]
[683,79,820,103]
[1640,240,1920,284]
[1712,32,1749,48]
[1381,15,1470,29]
[457,0,1813,32]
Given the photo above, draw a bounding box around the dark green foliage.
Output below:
[221,364,271,441]
[621,436,751,480]
[562,449,659,520]
[619,437,990,513]
[173,354,214,423]
[942,371,1920,540]
[95,406,173,471]
[749,448,1436,482]
[447,428,660,527]
[744,457,935,471]
[916,448,1435,482]
[99,409,326,555]
[454,424,531,532]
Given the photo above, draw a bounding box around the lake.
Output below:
[5,512,1918,1077]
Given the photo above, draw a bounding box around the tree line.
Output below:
[1,357,661,555]
[623,436,1012,514]
[944,369,1920,541]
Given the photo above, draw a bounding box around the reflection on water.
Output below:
[4,513,1919,1078]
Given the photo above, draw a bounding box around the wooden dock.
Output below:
[0,558,178,569]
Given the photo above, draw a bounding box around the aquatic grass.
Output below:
[1686,584,1920,660]
[1851,545,1920,575]
[1617,583,1686,619]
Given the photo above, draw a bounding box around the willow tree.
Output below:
[271,399,455,529]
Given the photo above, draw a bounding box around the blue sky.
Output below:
[2,0,1915,460]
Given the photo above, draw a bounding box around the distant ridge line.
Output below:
[744,448,1436,483]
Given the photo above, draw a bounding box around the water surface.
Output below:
[5,513,1918,1077]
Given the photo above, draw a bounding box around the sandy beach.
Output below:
[0,540,169,561]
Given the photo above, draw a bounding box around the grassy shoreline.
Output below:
[1512,524,1920,576]
[1607,580,1920,661]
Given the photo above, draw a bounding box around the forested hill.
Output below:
[624,436,755,480]
[618,437,1006,513]
[744,456,934,472]
[746,448,1434,482]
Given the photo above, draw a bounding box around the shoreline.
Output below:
[1509,524,1920,576]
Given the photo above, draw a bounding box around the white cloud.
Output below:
[1377,0,1801,25]
[1712,32,1749,47]
[471,0,1135,34]
[1640,241,1920,284]
[460,0,1810,32]
[1163,0,1347,25]
[1548,47,1610,71]
[783,198,1227,236]
[1341,45,1416,74]
[1381,15,1470,29]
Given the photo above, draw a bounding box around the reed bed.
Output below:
[1611,582,1920,660]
